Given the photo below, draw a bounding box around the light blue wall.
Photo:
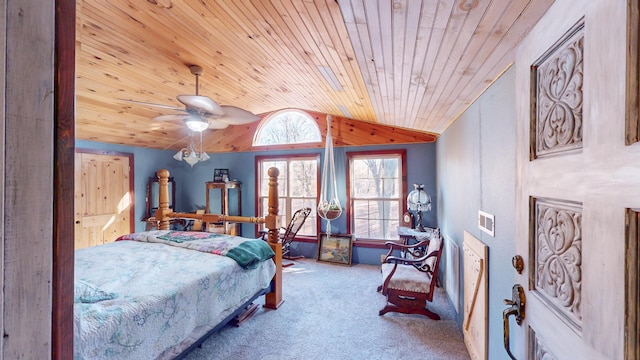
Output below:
[77,139,436,264]
[436,66,516,359]
[266,143,437,264]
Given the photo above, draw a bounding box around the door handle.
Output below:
[503,284,525,360]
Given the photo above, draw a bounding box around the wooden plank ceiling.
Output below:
[75,0,554,152]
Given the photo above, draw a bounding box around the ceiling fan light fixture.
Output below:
[185,115,209,132]
[184,151,200,167]
[174,129,210,167]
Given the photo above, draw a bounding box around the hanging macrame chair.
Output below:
[317,115,342,235]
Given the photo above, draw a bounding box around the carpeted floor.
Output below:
[183,259,470,360]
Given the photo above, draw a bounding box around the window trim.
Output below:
[252,108,322,146]
[255,154,321,237]
[346,149,408,241]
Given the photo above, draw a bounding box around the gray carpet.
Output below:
[183,259,470,360]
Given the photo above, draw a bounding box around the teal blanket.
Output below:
[117,230,275,269]
[226,239,276,270]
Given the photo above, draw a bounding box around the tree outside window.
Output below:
[348,151,406,240]
[253,109,321,146]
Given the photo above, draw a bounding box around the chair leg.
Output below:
[282,249,302,267]
[378,303,440,320]
[282,247,303,266]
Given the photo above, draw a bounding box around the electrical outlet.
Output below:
[380,254,387,263]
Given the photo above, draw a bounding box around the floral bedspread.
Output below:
[117,230,275,269]
[74,238,276,359]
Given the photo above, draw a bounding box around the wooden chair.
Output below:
[261,207,311,266]
[377,229,443,319]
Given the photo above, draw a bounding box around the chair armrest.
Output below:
[384,239,430,250]
[383,239,430,259]
[383,240,401,247]
[416,252,439,272]
[383,241,401,258]
[384,255,423,266]
[384,251,438,273]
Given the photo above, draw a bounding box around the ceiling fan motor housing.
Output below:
[189,65,204,76]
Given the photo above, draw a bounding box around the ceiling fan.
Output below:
[123,65,260,132]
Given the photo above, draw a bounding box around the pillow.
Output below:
[423,235,442,272]
[74,279,117,303]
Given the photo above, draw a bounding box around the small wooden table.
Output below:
[397,226,437,259]
[397,226,435,243]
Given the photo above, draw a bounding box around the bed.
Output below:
[74,168,283,359]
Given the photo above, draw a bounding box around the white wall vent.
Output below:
[478,210,495,237]
[444,236,460,314]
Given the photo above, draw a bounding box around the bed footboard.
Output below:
[156,168,283,309]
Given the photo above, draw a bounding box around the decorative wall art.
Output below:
[213,169,229,182]
[317,233,353,266]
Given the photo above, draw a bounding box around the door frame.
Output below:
[53,0,76,358]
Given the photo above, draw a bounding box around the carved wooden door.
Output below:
[513,0,639,359]
[74,151,132,249]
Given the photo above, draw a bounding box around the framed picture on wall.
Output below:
[213,168,229,182]
[317,233,354,266]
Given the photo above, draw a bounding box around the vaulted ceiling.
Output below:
[75,0,554,152]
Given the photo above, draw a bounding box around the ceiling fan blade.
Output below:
[207,120,230,130]
[217,106,260,125]
[153,114,188,122]
[177,95,225,116]
[119,98,186,112]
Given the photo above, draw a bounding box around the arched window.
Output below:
[253,109,322,146]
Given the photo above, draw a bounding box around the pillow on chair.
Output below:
[423,235,442,272]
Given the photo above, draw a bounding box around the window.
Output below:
[256,155,319,236]
[253,109,322,146]
[347,150,406,240]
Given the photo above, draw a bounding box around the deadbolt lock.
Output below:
[512,255,524,274]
